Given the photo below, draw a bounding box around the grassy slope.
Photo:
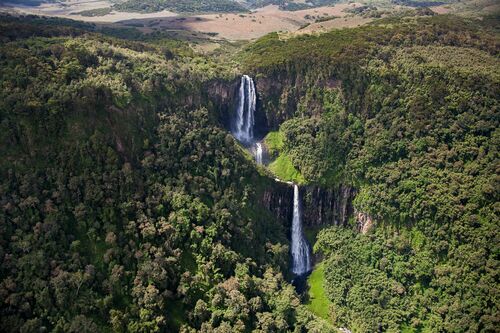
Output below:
[264,131,305,183]
[306,262,331,320]
[268,155,305,183]
[264,131,284,153]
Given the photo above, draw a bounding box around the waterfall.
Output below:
[233,75,256,145]
[255,142,263,165]
[233,75,264,165]
[291,184,311,276]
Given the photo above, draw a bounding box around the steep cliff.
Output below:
[209,76,271,141]
[206,77,239,127]
[246,70,357,232]
[261,181,294,229]
[261,181,356,233]
[302,184,355,228]
[254,70,343,130]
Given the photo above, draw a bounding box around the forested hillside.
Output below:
[242,15,499,332]
[0,9,498,333]
[0,18,333,332]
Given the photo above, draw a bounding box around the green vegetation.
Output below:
[268,154,305,183]
[113,0,247,13]
[394,0,450,7]
[306,262,331,320]
[244,14,499,332]
[0,8,498,333]
[303,225,322,248]
[248,0,345,11]
[314,15,340,23]
[265,130,305,183]
[248,0,311,10]
[264,130,284,156]
[72,7,112,17]
[315,227,422,332]
[0,16,321,333]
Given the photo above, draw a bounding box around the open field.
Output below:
[0,1,380,40]
[119,4,372,40]
[0,0,178,22]
[1,0,495,41]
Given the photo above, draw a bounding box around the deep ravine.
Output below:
[231,74,312,281]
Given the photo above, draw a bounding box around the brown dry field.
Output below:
[0,0,178,22]
[296,15,373,35]
[1,1,472,41]
[121,4,370,40]
[0,1,379,40]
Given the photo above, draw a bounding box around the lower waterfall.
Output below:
[291,184,311,276]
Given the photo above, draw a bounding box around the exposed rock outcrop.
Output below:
[254,72,296,130]
[355,210,374,234]
[206,77,240,128]
[208,76,269,140]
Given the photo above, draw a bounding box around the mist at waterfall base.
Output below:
[253,142,263,165]
[232,75,311,292]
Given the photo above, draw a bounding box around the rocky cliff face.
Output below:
[261,181,356,233]
[254,72,296,130]
[302,184,355,228]
[205,77,240,128]
[254,71,342,131]
[209,71,343,138]
[208,76,270,140]
[219,72,355,231]
[261,181,294,230]
[355,210,374,234]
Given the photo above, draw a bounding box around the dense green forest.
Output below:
[242,14,499,332]
[0,16,332,332]
[0,9,499,333]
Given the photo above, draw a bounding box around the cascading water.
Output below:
[254,142,263,165]
[291,184,311,276]
[233,75,264,165]
[233,75,256,145]
[232,75,310,283]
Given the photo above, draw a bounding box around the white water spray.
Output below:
[291,184,311,275]
[233,75,256,145]
[255,142,263,165]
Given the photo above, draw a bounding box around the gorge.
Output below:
[231,75,315,281]
[0,12,497,333]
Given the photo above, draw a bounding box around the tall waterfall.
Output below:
[233,75,256,145]
[291,184,311,276]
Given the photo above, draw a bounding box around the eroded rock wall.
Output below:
[261,182,356,232]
